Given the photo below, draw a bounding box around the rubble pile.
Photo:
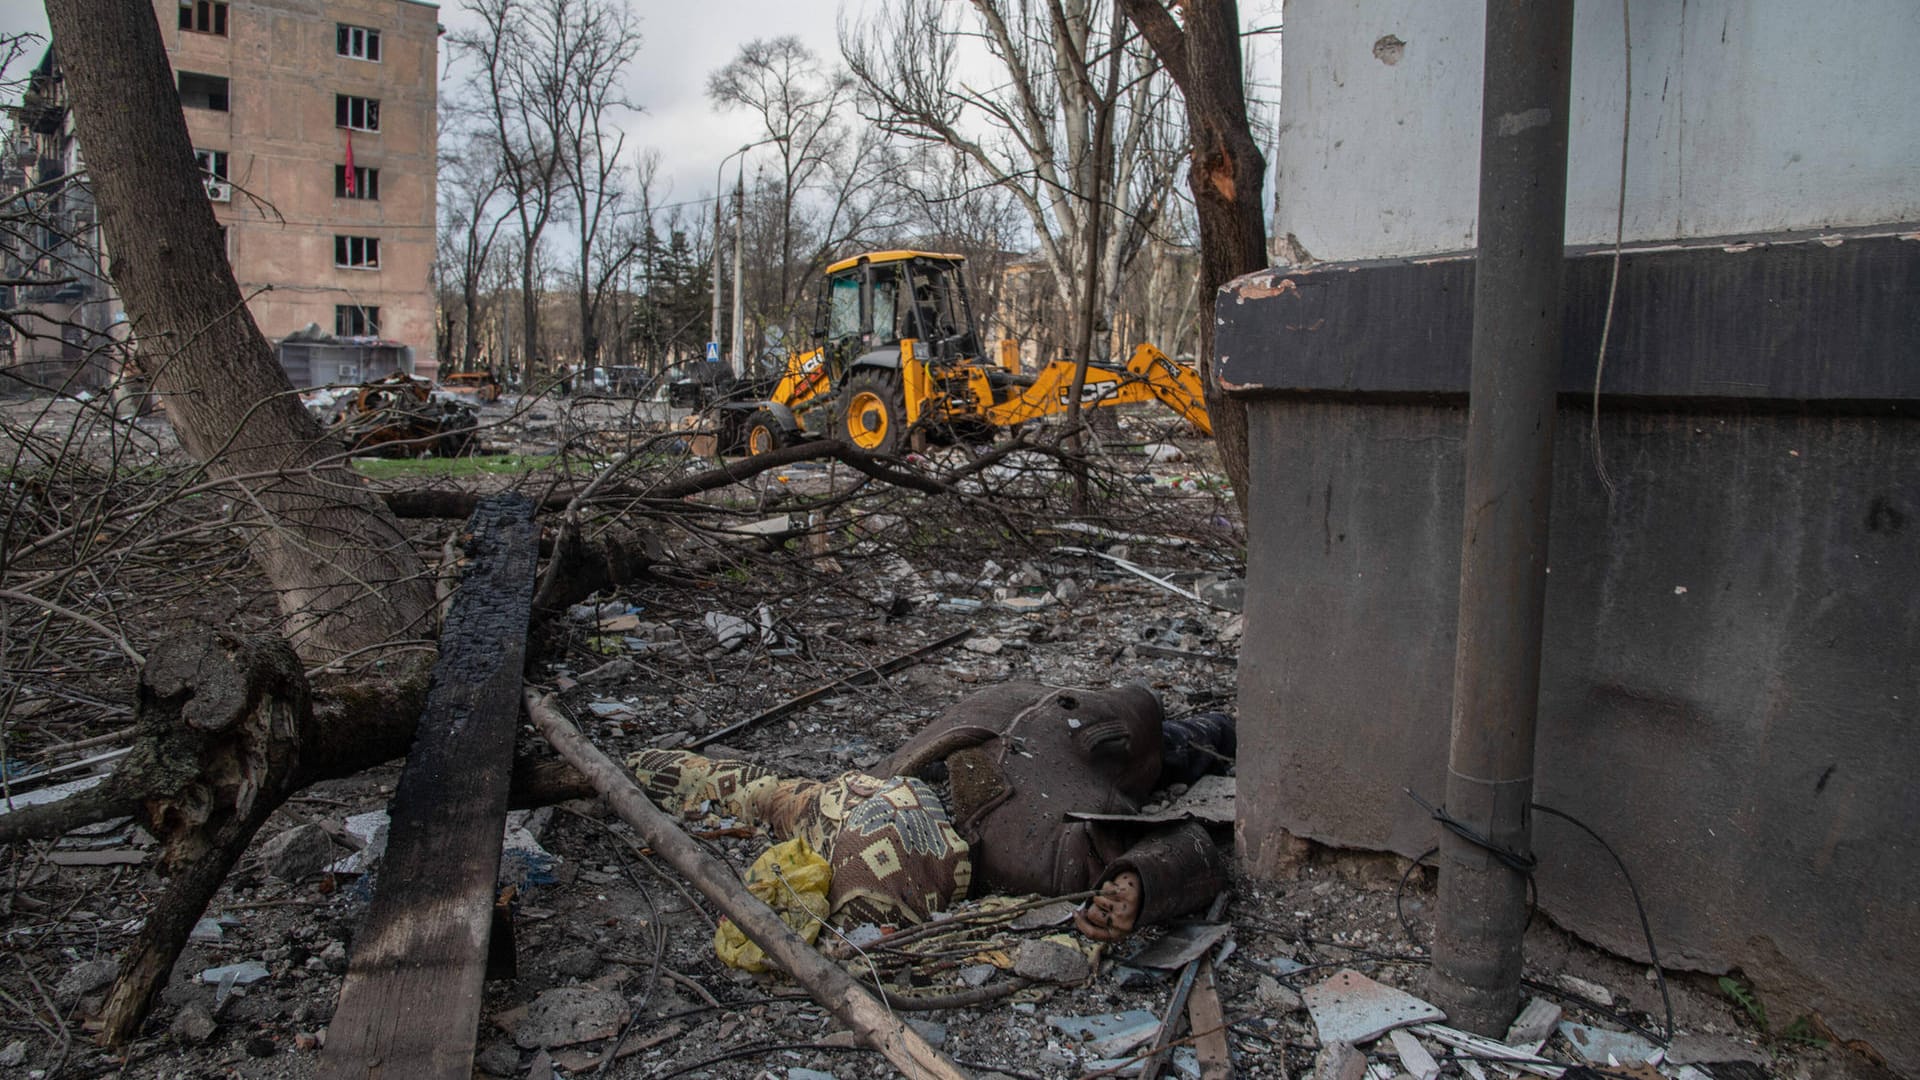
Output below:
[0,422,1864,1080]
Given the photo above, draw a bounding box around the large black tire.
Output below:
[836,369,907,454]
[743,408,791,457]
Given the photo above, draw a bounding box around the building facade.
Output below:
[159,0,439,377]
[1221,0,1919,1070]
[1,50,120,391]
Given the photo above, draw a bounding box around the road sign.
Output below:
[706,341,720,363]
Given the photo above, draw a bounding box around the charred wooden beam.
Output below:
[318,494,538,1080]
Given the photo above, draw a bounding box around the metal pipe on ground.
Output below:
[1427,0,1575,1035]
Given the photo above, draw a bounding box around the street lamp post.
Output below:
[710,138,774,378]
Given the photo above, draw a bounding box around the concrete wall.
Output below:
[1273,0,1920,261]
[1220,231,1920,1068]
[159,0,439,372]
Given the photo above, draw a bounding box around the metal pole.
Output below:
[1427,0,1574,1035]
[731,166,746,377]
[710,154,729,362]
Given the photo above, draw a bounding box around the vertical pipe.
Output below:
[732,170,746,378]
[1427,0,1574,1035]
[711,164,726,364]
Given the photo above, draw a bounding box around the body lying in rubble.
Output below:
[626,682,1231,942]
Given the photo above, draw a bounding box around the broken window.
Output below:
[334,235,380,269]
[179,1,227,35]
[335,95,380,132]
[195,148,230,201]
[334,165,380,200]
[178,72,230,112]
[335,305,380,336]
[336,24,381,61]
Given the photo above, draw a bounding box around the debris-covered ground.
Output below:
[0,395,1891,1080]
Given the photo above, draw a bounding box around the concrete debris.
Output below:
[1304,969,1447,1045]
[325,809,392,875]
[512,986,627,1049]
[259,823,338,882]
[0,1040,27,1068]
[958,963,998,988]
[1390,1027,1442,1080]
[56,957,118,1002]
[1013,937,1094,984]
[1256,974,1304,1013]
[500,809,559,890]
[1311,1040,1369,1080]
[906,1019,948,1048]
[1052,578,1083,602]
[474,1039,520,1076]
[704,611,756,651]
[963,635,1005,655]
[1047,1009,1161,1058]
[189,917,225,943]
[1506,995,1563,1048]
[1558,973,1616,1007]
[170,1000,218,1043]
[1558,1021,1662,1066]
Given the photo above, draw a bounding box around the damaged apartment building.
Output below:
[1,0,439,391]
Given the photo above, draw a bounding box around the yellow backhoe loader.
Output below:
[710,250,1210,456]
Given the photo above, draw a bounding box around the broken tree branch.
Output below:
[688,628,974,750]
[525,690,970,1080]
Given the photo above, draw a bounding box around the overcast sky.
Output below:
[3,0,1282,219]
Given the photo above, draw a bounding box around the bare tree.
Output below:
[435,111,510,374]
[709,37,850,336]
[38,0,434,661]
[451,0,570,388]
[842,0,1184,358]
[1119,0,1268,511]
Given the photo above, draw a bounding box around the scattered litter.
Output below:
[199,961,270,987]
[1048,1009,1161,1058]
[704,612,757,652]
[1413,1023,1564,1078]
[1557,1021,1662,1066]
[1142,443,1185,463]
[1126,920,1231,970]
[1506,995,1562,1049]
[1303,969,1446,1045]
[1071,774,1235,826]
[500,809,559,890]
[963,636,1005,655]
[1084,1047,1201,1078]
[1390,1028,1442,1080]
[1054,545,1207,605]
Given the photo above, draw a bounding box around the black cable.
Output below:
[1401,789,1675,1044]
[1529,801,1675,1043]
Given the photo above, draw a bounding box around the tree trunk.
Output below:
[44,0,436,661]
[1121,0,1267,518]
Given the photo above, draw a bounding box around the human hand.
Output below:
[1074,871,1142,942]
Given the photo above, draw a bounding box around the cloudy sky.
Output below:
[4,0,1281,215]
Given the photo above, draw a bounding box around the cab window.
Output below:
[828,275,861,339]
[871,266,902,343]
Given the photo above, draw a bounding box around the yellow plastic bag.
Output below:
[713,837,834,973]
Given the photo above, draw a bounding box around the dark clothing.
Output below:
[880,682,1227,927]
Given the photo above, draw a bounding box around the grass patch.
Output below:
[350,454,558,480]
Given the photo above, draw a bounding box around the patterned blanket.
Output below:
[627,749,972,927]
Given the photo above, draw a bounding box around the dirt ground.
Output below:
[0,398,1894,1080]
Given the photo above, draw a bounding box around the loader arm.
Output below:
[981,343,1211,436]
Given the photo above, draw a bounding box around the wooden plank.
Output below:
[1188,955,1235,1080]
[318,494,539,1080]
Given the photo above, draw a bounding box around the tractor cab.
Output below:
[813,251,979,367]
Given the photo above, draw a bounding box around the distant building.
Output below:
[0,49,119,391]
[160,0,441,378]
[1,0,440,391]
